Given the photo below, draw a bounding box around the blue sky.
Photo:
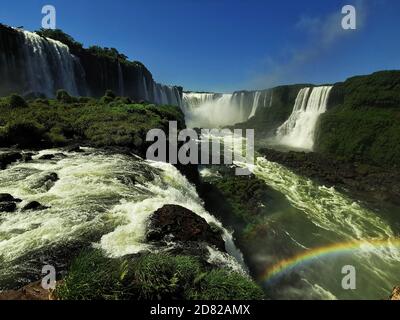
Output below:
[1,0,400,92]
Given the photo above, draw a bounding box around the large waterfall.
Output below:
[0,26,181,106]
[276,86,333,150]
[20,30,82,97]
[182,90,272,128]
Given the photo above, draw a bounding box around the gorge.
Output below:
[0,24,399,301]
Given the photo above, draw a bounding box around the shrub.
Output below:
[8,94,28,108]
[187,269,264,300]
[4,121,45,147]
[56,90,75,103]
[55,250,264,300]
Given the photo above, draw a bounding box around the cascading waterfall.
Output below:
[276,86,333,150]
[182,90,270,128]
[20,30,80,97]
[117,62,124,97]
[0,26,181,105]
[248,91,262,119]
[0,149,245,289]
[149,82,181,106]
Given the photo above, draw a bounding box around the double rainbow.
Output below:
[261,238,400,284]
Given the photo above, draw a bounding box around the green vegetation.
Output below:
[212,175,271,223]
[55,249,264,300]
[0,91,184,152]
[8,94,28,108]
[36,28,144,67]
[315,71,400,167]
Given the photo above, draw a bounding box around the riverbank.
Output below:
[258,148,400,208]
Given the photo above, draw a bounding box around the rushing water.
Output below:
[199,130,400,299]
[0,148,245,290]
[240,157,400,300]
[275,86,333,150]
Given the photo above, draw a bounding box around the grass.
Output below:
[55,249,264,300]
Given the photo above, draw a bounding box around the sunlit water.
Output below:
[0,148,245,290]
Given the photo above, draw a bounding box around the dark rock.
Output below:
[0,202,17,212]
[147,204,225,251]
[65,145,83,153]
[21,153,34,162]
[22,201,49,211]
[0,193,16,202]
[0,152,22,169]
[38,154,55,160]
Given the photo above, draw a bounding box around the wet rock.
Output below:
[29,172,59,191]
[21,153,34,162]
[147,204,225,251]
[0,152,22,169]
[65,145,83,153]
[22,201,49,211]
[38,154,55,160]
[0,193,19,202]
[0,202,17,212]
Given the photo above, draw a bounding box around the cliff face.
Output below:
[0,24,182,105]
[315,71,400,168]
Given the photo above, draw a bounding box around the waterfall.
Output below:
[20,30,80,97]
[276,86,332,150]
[182,90,271,128]
[117,62,124,97]
[248,91,262,119]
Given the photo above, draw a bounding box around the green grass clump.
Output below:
[187,269,264,300]
[55,249,264,300]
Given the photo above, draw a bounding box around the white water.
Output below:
[117,62,124,97]
[151,82,182,106]
[182,90,270,128]
[0,149,244,288]
[248,91,262,119]
[276,86,333,150]
[240,157,400,299]
[20,30,80,97]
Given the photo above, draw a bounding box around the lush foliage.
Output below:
[55,249,264,300]
[316,71,400,167]
[35,28,144,67]
[0,92,184,152]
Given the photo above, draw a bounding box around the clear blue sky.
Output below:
[1,0,400,92]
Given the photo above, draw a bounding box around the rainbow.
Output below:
[261,238,400,284]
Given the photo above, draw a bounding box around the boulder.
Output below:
[0,152,22,169]
[38,154,55,160]
[147,204,225,251]
[0,202,17,212]
[22,201,49,211]
[0,193,20,202]
[65,145,83,153]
